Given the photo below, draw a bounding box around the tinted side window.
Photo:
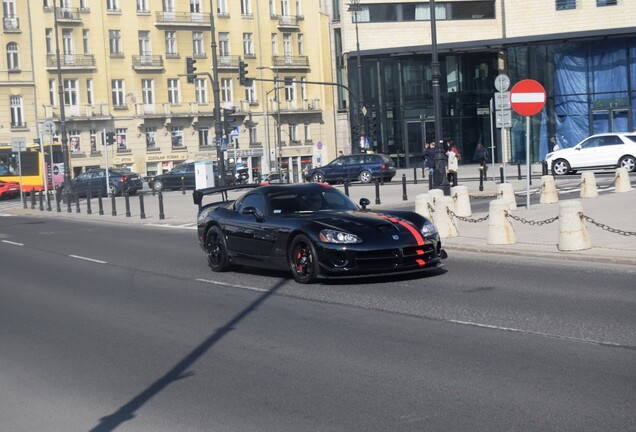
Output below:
[237,193,265,214]
[624,135,636,143]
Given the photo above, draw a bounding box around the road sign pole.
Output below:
[526,116,531,209]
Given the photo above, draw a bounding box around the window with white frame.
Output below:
[249,125,258,145]
[69,131,81,153]
[109,30,122,55]
[168,78,180,104]
[195,78,208,104]
[243,33,254,56]
[296,0,302,16]
[171,127,184,147]
[139,31,151,56]
[116,128,127,150]
[137,0,149,12]
[82,30,90,54]
[49,79,56,105]
[46,29,53,54]
[111,79,125,107]
[271,33,277,55]
[198,127,210,147]
[289,124,298,142]
[163,0,175,12]
[217,0,228,16]
[86,78,93,105]
[304,123,311,142]
[165,31,177,56]
[269,0,276,16]
[6,42,19,70]
[146,127,157,149]
[284,78,295,101]
[221,78,232,102]
[10,96,23,128]
[79,0,88,10]
[300,77,307,101]
[90,129,97,152]
[190,0,202,12]
[283,34,292,59]
[107,0,119,12]
[142,79,154,105]
[245,80,256,103]
[298,33,304,56]
[219,32,230,56]
[63,79,79,106]
[241,0,251,15]
[193,31,204,56]
[281,0,289,16]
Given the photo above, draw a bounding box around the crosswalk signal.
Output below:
[186,56,197,84]
[238,60,248,86]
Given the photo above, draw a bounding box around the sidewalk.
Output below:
[5,166,636,266]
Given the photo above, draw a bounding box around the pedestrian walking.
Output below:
[473,142,488,174]
[425,140,437,178]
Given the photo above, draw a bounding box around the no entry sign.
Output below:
[510,79,546,116]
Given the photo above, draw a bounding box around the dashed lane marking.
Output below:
[69,255,108,264]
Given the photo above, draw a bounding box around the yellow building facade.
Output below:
[1,0,336,182]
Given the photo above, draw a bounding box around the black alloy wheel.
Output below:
[289,234,319,284]
[206,226,231,272]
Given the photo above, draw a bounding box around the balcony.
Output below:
[271,55,310,70]
[155,11,211,27]
[56,7,82,23]
[268,98,321,114]
[3,16,19,32]
[132,55,164,71]
[277,15,300,30]
[46,53,96,70]
[218,55,240,69]
[10,122,27,129]
[43,103,110,120]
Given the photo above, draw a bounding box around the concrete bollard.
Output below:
[487,199,517,245]
[558,200,591,251]
[415,193,434,220]
[540,175,559,204]
[580,172,598,198]
[433,196,458,239]
[497,183,517,210]
[451,185,471,217]
[614,167,633,192]
[428,188,444,204]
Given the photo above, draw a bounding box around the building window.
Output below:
[304,124,311,142]
[63,79,79,106]
[10,96,23,128]
[79,0,88,10]
[109,30,122,55]
[163,0,175,12]
[198,127,210,147]
[556,0,577,10]
[245,80,256,103]
[597,0,617,5]
[106,0,120,12]
[193,31,204,56]
[243,33,254,56]
[269,0,276,17]
[171,127,184,148]
[218,0,228,16]
[90,130,97,153]
[139,31,151,56]
[190,0,202,13]
[82,30,90,54]
[116,129,127,151]
[69,131,81,154]
[86,79,93,105]
[111,79,125,107]
[241,0,252,15]
[300,77,307,101]
[46,29,53,54]
[221,78,232,102]
[165,31,177,55]
[49,79,56,105]
[6,42,19,70]
[249,125,258,145]
[285,78,295,102]
[142,79,154,105]
[136,0,149,12]
[168,78,180,104]
[271,33,277,55]
[146,127,157,150]
[298,33,304,56]
[289,124,298,142]
[219,32,230,56]
[195,78,208,104]
[296,0,302,16]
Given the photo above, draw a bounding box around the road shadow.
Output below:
[89,278,286,432]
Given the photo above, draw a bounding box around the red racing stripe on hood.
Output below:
[379,215,425,246]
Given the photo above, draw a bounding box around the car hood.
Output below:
[546,147,578,159]
[300,210,427,239]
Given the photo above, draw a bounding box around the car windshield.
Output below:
[268,189,357,215]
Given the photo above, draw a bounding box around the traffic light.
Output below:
[223,108,237,135]
[105,131,116,146]
[238,60,248,86]
[186,56,197,84]
[368,117,377,137]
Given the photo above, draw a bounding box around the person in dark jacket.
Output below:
[424,140,437,178]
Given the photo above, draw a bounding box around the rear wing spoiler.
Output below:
[192,183,260,206]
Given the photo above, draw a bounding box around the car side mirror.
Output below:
[359,198,370,210]
[242,206,264,222]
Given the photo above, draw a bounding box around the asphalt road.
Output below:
[1,216,634,431]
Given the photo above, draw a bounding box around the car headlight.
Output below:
[319,229,362,244]
[421,221,438,236]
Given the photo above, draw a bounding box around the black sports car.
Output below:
[193,183,446,284]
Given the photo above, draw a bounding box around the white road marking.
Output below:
[2,240,24,246]
[196,278,268,293]
[510,92,545,103]
[69,255,107,264]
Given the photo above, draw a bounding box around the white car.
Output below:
[546,133,636,175]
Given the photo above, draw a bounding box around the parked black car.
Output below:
[193,183,446,283]
[304,153,396,184]
[59,168,144,197]
[148,161,235,192]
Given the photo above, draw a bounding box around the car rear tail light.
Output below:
[119,176,128,183]
[381,163,386,170]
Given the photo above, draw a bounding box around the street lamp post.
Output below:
[52,0,73,201]
[430,0,451,195]
[348,0,365,151]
